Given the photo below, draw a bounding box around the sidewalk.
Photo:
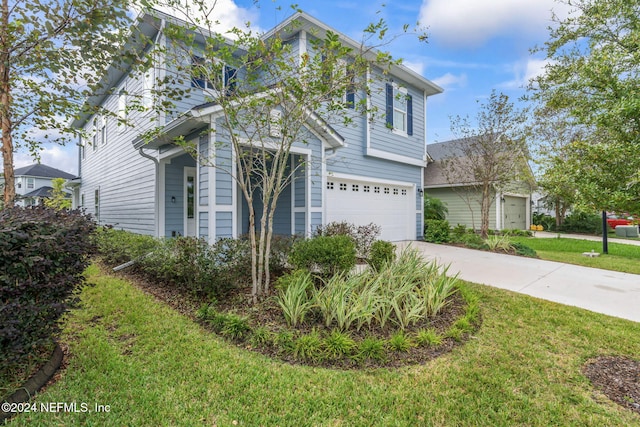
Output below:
[399,241,640,323]
[533,231,640,246]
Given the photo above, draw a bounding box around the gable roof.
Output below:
[14,164,76,180]
[72,9,443,130]
[20,186,54,198]
[424,136,533,188]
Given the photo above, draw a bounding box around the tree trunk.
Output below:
[0,0,15,206]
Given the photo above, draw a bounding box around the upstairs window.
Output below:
[386,83,413,136]
[27,178,34,189]
[191,56,237,96]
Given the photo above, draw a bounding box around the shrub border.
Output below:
[0,342,63,422]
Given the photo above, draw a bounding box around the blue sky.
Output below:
[12,0,572,175]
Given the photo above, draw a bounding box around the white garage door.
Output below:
[325,177,415,241]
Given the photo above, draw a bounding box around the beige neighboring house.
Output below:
[10,164,75,207]
[424,138,535,231]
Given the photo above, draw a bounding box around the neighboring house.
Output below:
[71,10,443,241]
[424,138,534,231]
[8,164,75,207]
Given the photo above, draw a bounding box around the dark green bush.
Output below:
[289,235,356,277]
[502,229,533,237]
[313,221,380,259]
[533,212,556,231]
[424,194,448,220]
[367,240,396,271]
[559,211,603,234]
[424,219,450,243]
[451,230,487,250]
[0,206,96,365]
[451,224,468,239]
[94,226,156,266]
[512,242,538,258]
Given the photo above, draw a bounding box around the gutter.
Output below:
[138,147,161,237]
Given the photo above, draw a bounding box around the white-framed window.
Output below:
[92,117,99,151]
[327,182,334,190]
[270,109,282,138]
[118,86,127,123]
[27,178,34,189]
[385,83,413,136]
[94,188,100,223]
[191,56,237,96]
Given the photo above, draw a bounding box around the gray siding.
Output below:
[163,154,196,237]
[216,211,233,238]
[295,211,306,235]
[311,212,322,233]
[215,141,233,205]
[199,212,208,239]
[199,135,209,206]
[79,71,158,235]
[426,187,497,231]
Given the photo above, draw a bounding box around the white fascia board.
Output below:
[365,147,426,167]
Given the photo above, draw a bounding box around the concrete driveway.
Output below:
[399,241,640,323]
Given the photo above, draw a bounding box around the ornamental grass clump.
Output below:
[276,270,314,327]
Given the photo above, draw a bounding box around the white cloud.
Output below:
[432,72,467,89]
[13,144,78,176]
[401,60,425,75]
[500,57,552,89]
[418,0,574,47]
[154,0,261,36]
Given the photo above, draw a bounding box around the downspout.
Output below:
[139,147,160,237]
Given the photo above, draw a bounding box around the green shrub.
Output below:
[293,330,325,362]
[367,240,396,271]
[388,331,413,352]
[324,330,356,359]
[275,331,296,354]
[276,270,314,327]
[424,219,450,243]
[512,242,537,258]
[314,271,376,331]
[0,206,96,365]
[451,224,468,239]
[249,327,274,348]
[289,235,356,277]
[424,194,448,220]
[313,221,381,259]
[95,226,157,266]
[502,229,533,237]
[533,212,556,231]
[356,336,387,362]
[220,313,251,341]
[560,211,603,234]
[457,232,488,250]
[484,235,513,252]
[415,329,443,347]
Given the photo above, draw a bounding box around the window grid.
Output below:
[374,186,380,193]
[384,187,390,194]
[339,183,347,191]
[352,184,359,192]
[363,185,370,192]
[327,182,334,190]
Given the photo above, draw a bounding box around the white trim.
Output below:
[158,159,166,237]
[209,117,217,243]
[299,30,307,65]
[158,145,187,161]
[184,167,197,237]
[326,172,413,188]
[365,147,426,167]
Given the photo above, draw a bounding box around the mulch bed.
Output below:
[109,264,475,369]
[583,356,640,415]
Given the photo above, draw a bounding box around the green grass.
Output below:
[7,264,640,426]
[511,236,640,274]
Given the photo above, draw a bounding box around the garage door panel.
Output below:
[326,178,415,241]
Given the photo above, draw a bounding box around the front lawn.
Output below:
[510,236,640,274]
[7,264,640,426]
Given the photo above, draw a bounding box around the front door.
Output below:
[184,167,196,237]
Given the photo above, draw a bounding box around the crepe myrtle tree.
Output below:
[443,91,529,238]
[0,0,143,206]
[140,2,427,302]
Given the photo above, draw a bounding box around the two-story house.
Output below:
[6,164,75,207]
[71,9,442,241]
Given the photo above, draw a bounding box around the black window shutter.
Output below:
[407,94,413,136]
[386,83,393,127]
